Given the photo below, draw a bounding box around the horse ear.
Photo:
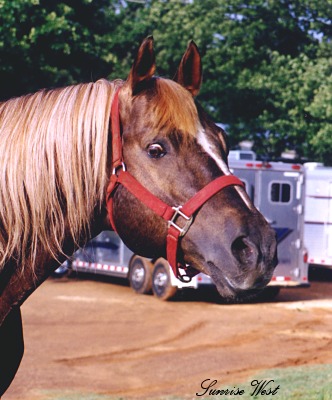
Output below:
[127,36,156,94]
[174,40,202,97]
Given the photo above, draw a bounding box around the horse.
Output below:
[0,37,277,395]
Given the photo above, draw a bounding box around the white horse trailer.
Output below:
[304,163,332,267]
[67,158,309,301]
[70,231,132,278]
[229,159,308,292]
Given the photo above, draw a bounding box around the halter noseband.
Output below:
[106,88,244,282]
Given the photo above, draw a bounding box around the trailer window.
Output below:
[270,182,291,203]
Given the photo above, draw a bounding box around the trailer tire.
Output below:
[128,256,153,294]
[152,258,177,301]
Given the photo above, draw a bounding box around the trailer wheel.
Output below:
[128,256,153,294]
[152,258,177,301]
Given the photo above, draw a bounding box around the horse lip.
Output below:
[184,258,272,299]
[183,258,235,294]
[203,261,239,297]
[224,275,237,290]
[216,275,239,298]
[205,260,272,298]
[212,272,264,301]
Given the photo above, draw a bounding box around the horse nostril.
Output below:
[231,236,259,267]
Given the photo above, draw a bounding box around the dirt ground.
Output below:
[4,267,332,400]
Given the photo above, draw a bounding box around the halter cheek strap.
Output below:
[106,88,244,282]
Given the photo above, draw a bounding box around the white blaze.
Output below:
[197,129,253,210]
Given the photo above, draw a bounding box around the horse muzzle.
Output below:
[182,216,278,299]
[219,231,277,298]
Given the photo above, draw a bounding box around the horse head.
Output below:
[108,37,277,299]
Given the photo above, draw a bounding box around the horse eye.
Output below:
[147,143,166,159]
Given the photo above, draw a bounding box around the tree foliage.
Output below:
[0,0,331,163]
[0,0,121,98]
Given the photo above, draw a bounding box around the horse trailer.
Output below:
[229,158,308,292]
[304,163,332,267]
[66,157,309,301]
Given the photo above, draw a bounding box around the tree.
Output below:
[117,0,331,161]
[1,0,331,162]
[196,0,332,160]
[0,0,121,100]
[236,50,332,162]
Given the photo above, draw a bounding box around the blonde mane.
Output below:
[0,79,121,272]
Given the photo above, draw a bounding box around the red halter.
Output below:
[106,88,244,281]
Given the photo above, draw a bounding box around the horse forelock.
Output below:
[152,78,201,141]
[0,79,121,274]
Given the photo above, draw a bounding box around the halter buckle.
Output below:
[168,206,193,237]
[112,162,127,176]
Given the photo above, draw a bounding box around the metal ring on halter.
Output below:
[112,162,127,176]
[177,269,193,283]
[178,275,192,283]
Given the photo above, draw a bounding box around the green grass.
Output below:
[196,364,332,400]
[36,364,332,400]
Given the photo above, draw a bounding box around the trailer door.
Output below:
[304,167,332,265]
[230,166,256,202]
[326,181,332,259]
[256,169,305,283]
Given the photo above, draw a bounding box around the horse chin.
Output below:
[192,260,272,302]
[214,281,265,302]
